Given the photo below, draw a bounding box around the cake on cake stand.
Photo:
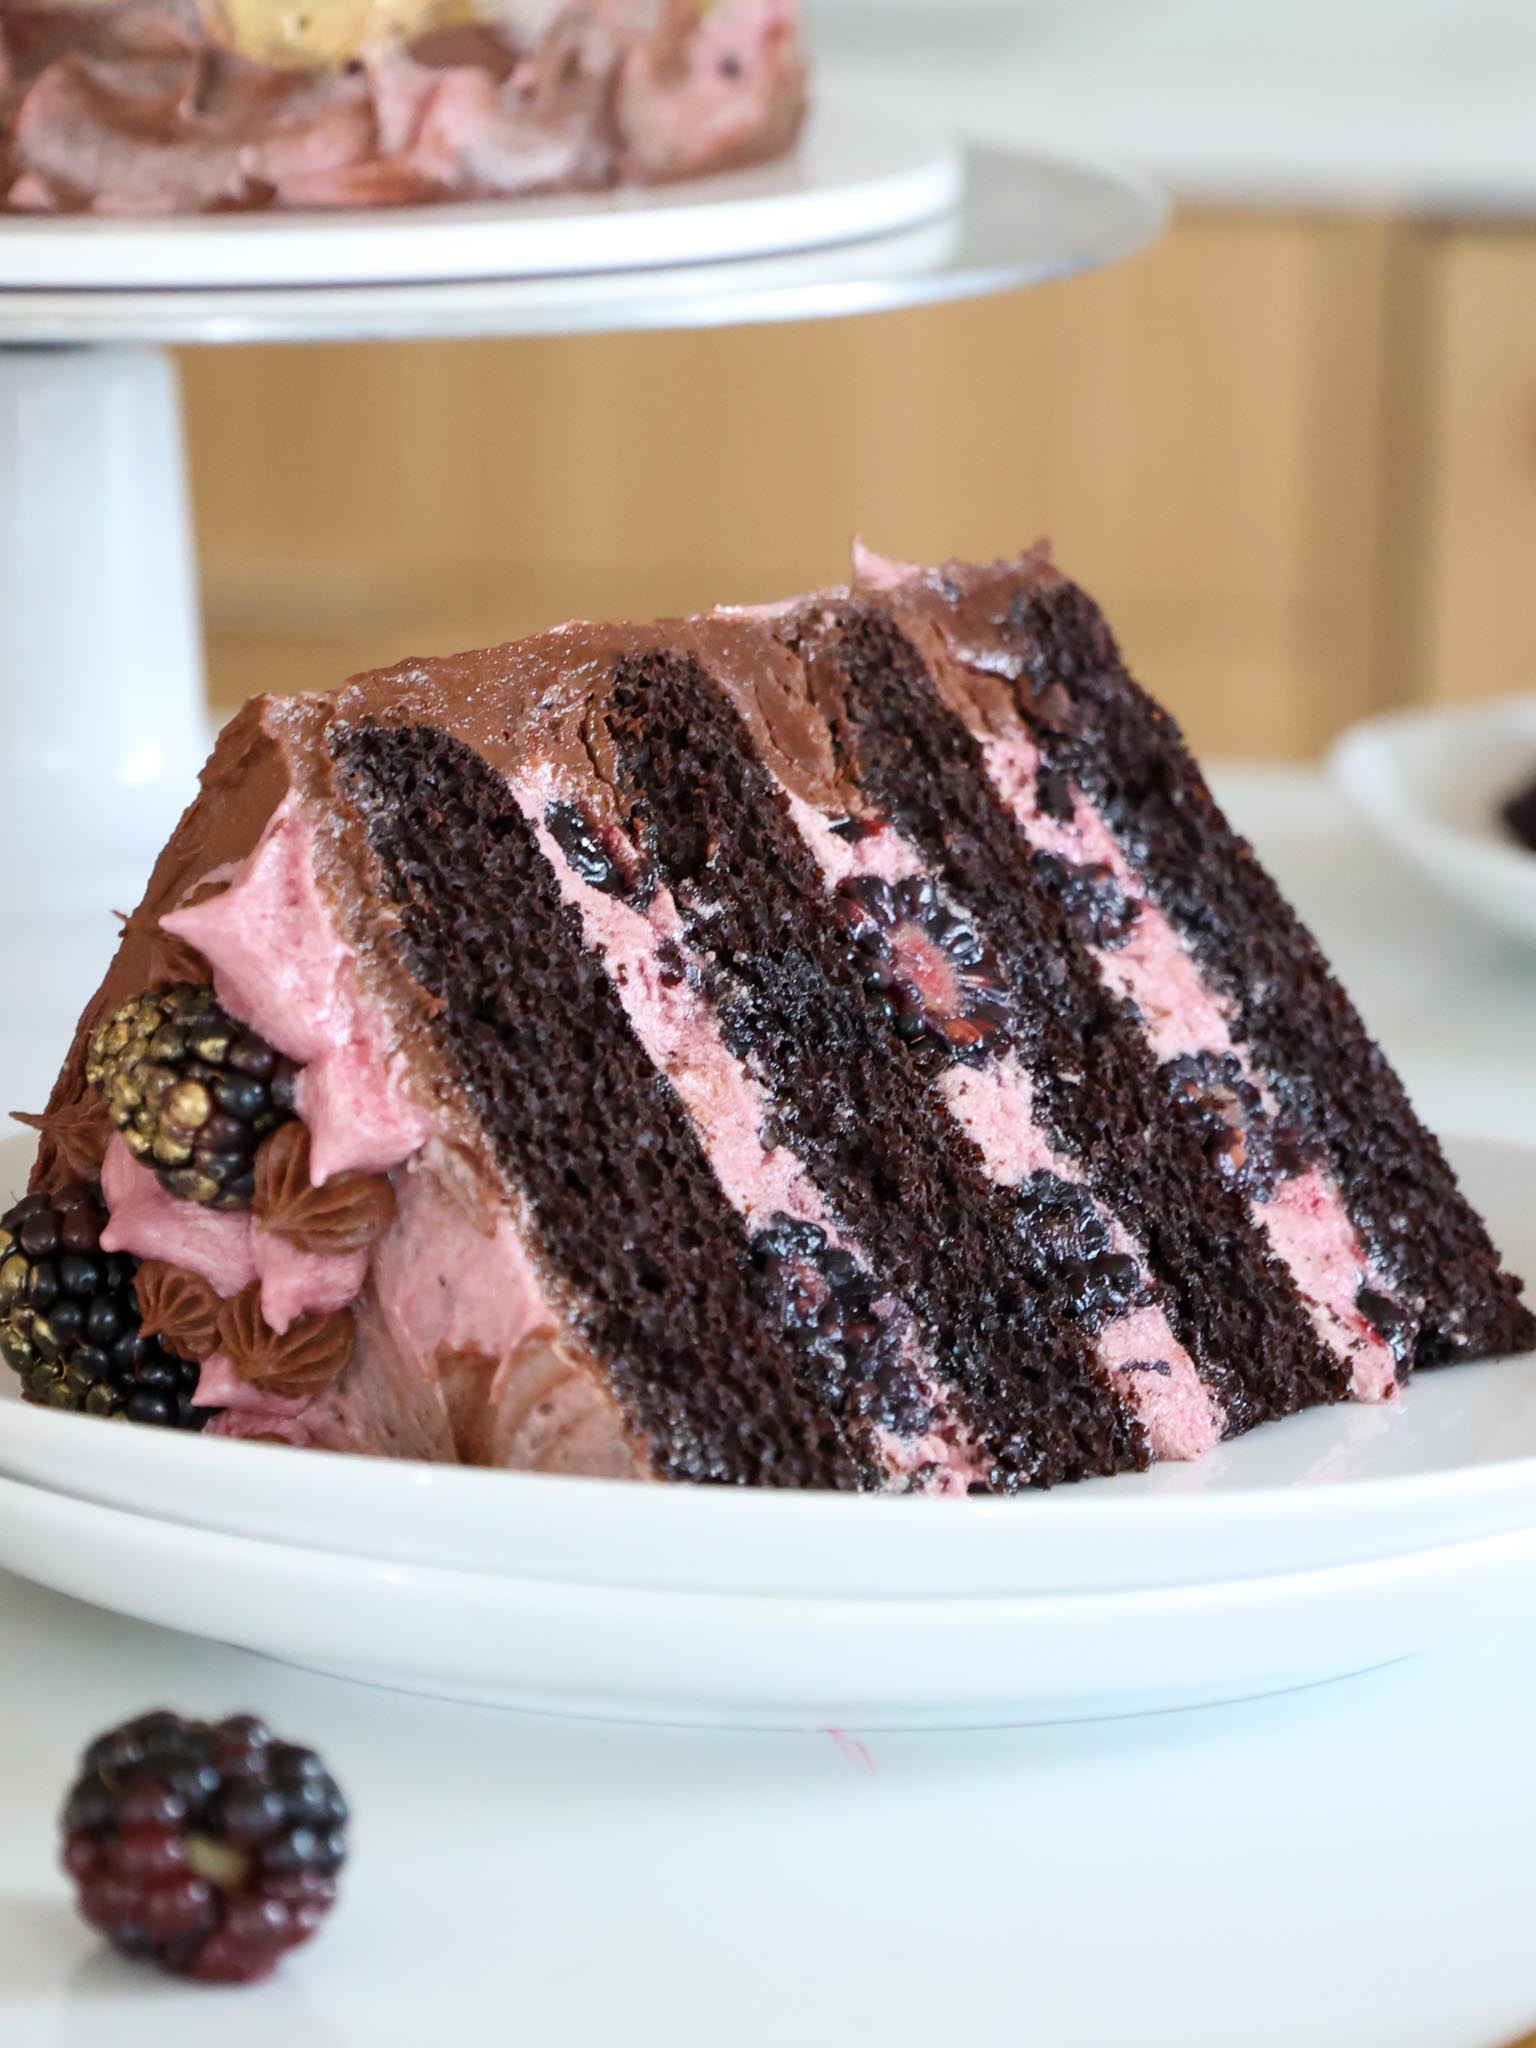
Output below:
[0,105,1164,1108]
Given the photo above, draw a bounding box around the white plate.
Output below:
[1330,697,1536,946]
[4,1132,1536,1592]
[2,1133,1535,1602]
[0,99,962,291]
[3,1470,1536,1727]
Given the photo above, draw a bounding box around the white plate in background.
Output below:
[1330,697,1536,946]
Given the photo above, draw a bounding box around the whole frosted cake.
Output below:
[6,546,1532,1489]
[0,0,806,213]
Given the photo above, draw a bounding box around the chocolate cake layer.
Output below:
[604,649,1147,1491]
[330,716,877,1490]
[927,565,1535,1368]
[788,602,1350,1435]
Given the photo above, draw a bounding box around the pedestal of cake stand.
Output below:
[0,346,210,912]
[0,344,213,1116]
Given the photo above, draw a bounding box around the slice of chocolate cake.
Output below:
[7,546,1532,1491]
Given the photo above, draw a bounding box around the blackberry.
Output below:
[62,1710,348,1984]
[1165,1051,1308,1200]
[750,1215,930,1439]
[86,983,298,1210]
[544,798,649,904]
[0,1183,205,1427]
[1014,1172,1141,1327]
[1030,851,1140,950]
[838,873,1013,1064]
[545,798,625,894]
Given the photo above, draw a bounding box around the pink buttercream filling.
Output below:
[162,793,432,1182]
[100,1136,366,1333]
[982,732,1235,1064]
[373,1147,555,1379]
[977,730,1401,1402]
[775,785,1222,1462]
[1094,1305,1226,1463]
[101,1135,256,1294]
[939,1056,1060,1186]
[370,1143,641,1475]
[781,791,922,891]
[1255,1167,1399,1402]
[515,764,988,1494]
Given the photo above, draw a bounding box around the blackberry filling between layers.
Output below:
[604,650,1146,1492]
[330,719,880,1492]
[897,561,1534,1369]
[785,603,1349,1437]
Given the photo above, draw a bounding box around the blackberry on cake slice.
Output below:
[86,983,297,1211]
[0,1182,205,1427]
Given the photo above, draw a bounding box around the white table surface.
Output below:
[2,765,1534,2048]
[822,0,1536,218]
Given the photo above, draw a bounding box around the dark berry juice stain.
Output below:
[1030,852,1140,950]
[749,1215,932,1440]
[1013,1172,1141,1331]
[1164,1051,1308,1200]
[837,873,1013,1063]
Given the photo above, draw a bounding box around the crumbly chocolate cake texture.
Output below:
[9,546,1532,1491]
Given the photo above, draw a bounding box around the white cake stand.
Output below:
[0,117,1163,1101]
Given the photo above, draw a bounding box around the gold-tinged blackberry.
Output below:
[86,983,298,1210]
[0,1182,207,1427]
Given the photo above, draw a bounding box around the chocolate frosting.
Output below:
[217,1282,356,1400]
[12,1092,112,1184]
[135,1260,223,1362]
[253,1121,397,1254]
[848,544,1073,743]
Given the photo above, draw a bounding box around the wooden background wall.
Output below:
[179,206,1536,759]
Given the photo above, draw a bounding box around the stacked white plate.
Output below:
[2,1132,1535,1729]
